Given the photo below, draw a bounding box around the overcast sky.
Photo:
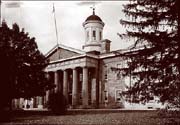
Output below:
[1,1,134,54]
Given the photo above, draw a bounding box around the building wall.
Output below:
[99,56,128,108]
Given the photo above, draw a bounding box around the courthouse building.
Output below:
[12,9,162,109]
[42,9,130,109]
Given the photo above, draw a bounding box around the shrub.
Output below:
[48,92,67,115]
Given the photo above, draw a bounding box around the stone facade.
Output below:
[99,56,128,108]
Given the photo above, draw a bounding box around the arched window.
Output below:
[92,30,96,40]
[99,31,102,40]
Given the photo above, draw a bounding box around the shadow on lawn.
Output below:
[1,109,141,123]
[3,110,153,123]
[4,109,157,117]
[3,110,180,124]
[66,109,156,115]
[150,110,180,125]
[9,115,43,123]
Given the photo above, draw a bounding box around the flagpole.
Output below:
[53,3,59,45]
[0,0,2,26]
[52,3,60,59]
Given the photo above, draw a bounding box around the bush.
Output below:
[48,92,67,115]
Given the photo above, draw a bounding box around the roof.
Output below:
[85,14,102,22]
[85,8,102,22]
[45,44,85,58]
[99,44,152,59]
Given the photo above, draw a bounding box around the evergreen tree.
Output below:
[0,21,52,110]
[120,0,179,107]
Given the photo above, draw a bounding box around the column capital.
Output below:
[62,69,68,72]
[83,66,89,69]
[72,67,77,70]
[54,70,63,73]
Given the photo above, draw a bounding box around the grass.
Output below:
[1,110,180,125]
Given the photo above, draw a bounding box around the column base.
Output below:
[72,105,80,109]
[38,105,43,109]
[82,105,91,109]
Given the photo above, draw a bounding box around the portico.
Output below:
[45,54,99,108]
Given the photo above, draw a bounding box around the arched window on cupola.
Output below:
[99,31,102,40]
[92,30,96,40]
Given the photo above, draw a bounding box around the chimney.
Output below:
[101,39,111,53]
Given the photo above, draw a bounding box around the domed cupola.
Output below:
[85,11,102,22]
[82,8,105,52]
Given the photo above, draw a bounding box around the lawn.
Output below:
[1,110,180,125]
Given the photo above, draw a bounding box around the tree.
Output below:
[0,21,52,110]
[120,0,179,107]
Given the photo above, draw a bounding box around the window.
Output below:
[104,65,107,80]
[105,74,107,80]
[99,31,102,40]
[115,90,123,102]
[149,96,154,100]
[80,74,82,82]
[117,60,128,69]
[92,30,96,40]
[104,90,108,102]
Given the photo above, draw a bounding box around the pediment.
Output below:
[45,44,85,62]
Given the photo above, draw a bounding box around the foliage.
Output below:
[48,92,67,115]
[120,0,180,107]
[0,21,52,110]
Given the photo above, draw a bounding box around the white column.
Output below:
[85,30,88,43]
[91,81,96,105]
[96,28,100,41]
[19,98,24,109]
[89,28,92,42]
[91,67,100,108]
[54,71,59,93]
[38,96,43,109]
[82,67,89,107]
[45,90,49,107]
[15,99,20,109]
[63,70,68,103]
[72,68,78,107]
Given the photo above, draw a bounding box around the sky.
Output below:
[1,1,134,54]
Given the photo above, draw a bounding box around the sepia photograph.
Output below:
[0,0,179,124]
